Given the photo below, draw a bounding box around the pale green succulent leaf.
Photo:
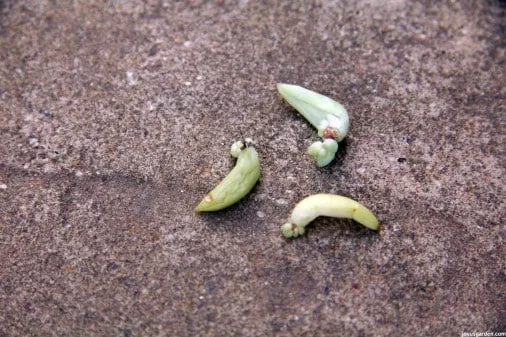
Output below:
[277,83,350,140]
[281,194,380,239]
[196,143,260,212]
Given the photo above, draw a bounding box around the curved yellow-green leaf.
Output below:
[195,142,260,212]
[281,193,379,238]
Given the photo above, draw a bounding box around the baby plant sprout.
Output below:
[307,139,338,168]
[195,140,260,212]
[277,83,350,167]
[281,194,379,238]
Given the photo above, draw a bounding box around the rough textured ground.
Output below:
[1,1,505,336]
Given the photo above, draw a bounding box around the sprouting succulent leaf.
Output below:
[195,141,260,212]
[277,83,350,142]
[277,83,350,167]
[281,194,380,238]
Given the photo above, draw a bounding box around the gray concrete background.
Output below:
[0,0,505,336]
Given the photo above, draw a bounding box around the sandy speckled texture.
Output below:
[0,0,505,336]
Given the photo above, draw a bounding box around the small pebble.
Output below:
[126,71,137,85]
[275,199,288,205]
[256,211,265,218]
[29,137,39,147]
[0,183,7,190]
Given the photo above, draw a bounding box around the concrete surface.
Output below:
[1,0,505,336]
